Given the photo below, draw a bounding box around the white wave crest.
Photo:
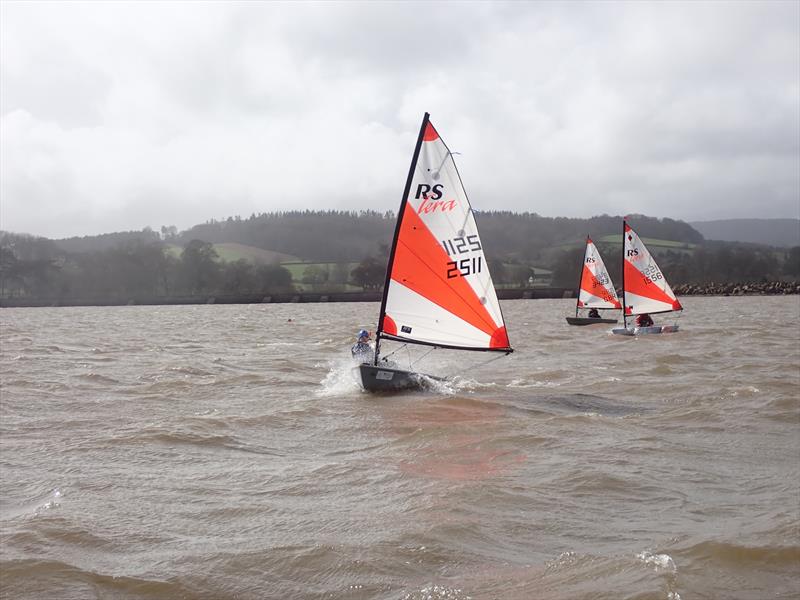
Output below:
[316,358,363,397]
[400,584,472,600]
[637,551,676,573]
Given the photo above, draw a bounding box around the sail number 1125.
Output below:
[441,234,482,256]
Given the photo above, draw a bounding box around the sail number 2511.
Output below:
[447,256,483,279]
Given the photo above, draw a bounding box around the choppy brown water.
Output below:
[1,297,798,600]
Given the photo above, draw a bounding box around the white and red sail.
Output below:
[376,114,511,352]
[577,237,621,310]
[622,221,682,316]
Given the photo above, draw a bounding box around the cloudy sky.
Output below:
[1,1,798,239]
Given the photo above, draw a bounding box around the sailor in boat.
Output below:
[636,313,654,327]
[588,308,601,319]
[351,329,374,363]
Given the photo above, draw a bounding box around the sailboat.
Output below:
[612,219,683,336]
[565,236,621,325]
[355,113,513,392]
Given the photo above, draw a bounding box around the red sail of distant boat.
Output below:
[577,236,621,311]
[621,221,683,316]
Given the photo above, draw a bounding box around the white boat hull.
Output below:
[612,325,680,336]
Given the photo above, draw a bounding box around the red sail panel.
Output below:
[389,202,499,338]
[580,265,622,308]
[623,259,682,308]
[423,122,440,141]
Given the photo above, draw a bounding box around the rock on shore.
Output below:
[672,281,799,296]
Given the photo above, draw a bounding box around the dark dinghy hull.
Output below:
[566,317,618,326]
[355,364,444,393]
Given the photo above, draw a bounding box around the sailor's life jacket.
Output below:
[351,342,374,363]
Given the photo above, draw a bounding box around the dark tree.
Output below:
[351,257,385,290]
[221,259,258,293]
[255,264,293,293]
[550,246,585,288]
[181,240,220,294]
[785,247,800,277]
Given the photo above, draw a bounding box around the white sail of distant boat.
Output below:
[566,236,621,325]
[612,219,683,336]
[355,112,512,391]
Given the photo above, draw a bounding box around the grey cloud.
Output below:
[1,0,798,239]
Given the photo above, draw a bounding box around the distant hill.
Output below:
[690,219,799,247]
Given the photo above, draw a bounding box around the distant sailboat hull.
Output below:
[611,324,680,336]
[355,363,444,392]
[566,316,618,326]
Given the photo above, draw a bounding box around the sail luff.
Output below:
[374,112,430,363]
[575,235,589,317]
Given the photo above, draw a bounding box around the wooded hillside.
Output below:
[2,211,797,303]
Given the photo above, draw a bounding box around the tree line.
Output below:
[1,211,797,302]
[548,240,799,289]
[52,211,704,263]
[0,237,294,300]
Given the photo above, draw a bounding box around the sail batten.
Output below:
[376,114,511,354]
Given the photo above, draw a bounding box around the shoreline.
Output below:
[1,282,797,308]
[0,287,568,308]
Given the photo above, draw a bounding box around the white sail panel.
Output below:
[577,238,621,310]
[380,118,510,351]
[383,284,498,348]
[622,222,682,316]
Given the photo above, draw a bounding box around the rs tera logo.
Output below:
[415,184,456,213]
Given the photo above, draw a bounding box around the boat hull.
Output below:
[355,364,443,392]
[566,317,618,326]
[611,325,680,336]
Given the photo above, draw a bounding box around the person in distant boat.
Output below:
[636,313,654,327]
[351,329,374,363]
[588,308,601,318]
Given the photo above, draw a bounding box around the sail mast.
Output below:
[575,235,590,318]
[621,218,628,329]
[374,112,430,364]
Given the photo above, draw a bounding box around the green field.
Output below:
[281,261,364,290]
[597,234,697,250]
[165,243,299,264]
[211,243,299,264]
[165,244,182,259]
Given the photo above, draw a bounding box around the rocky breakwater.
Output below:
[673,281,799,296]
